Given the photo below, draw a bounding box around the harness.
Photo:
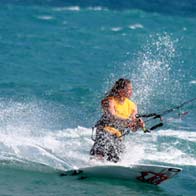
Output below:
[91,114,134,141]
[91,114,128,141]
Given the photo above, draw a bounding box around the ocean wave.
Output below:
[53,6,108,12]
[142,147,196,166]
[0,124,195,173]
[190,80,196,84]
[53,6,81,12]
[0,99,195,171]
[36,15,55,20]
[134,129,196,166]
[87,6,108,11]
[0,126,93,172]
[128,24,144,30]
[111,27,123,32]
[157,130,196,142]
[2,0,196,17]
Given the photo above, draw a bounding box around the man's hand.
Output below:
[126,119,139,132]
[126,118,145,132]
[138,118,145,129]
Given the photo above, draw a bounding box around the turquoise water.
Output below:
[0,1,196,195]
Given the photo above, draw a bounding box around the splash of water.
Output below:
[131,33,180,111]
[1,118,196,173]
[107,33,185,113]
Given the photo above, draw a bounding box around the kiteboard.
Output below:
[60,164,182,185]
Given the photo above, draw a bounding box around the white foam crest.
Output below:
[53,6,80,12]
[128,23,144,29]
[125,130,196,166]
[40,127,93,165]
[157,129,196,142]
[0,100,94,171]
[111,27,123,32]
[0,131,68,171]
[1,123,196,170]
[190,80,196,84]
[36,15,54,20]
[120,140,145,166]
[53,6,108,12]
[0,125,94,171]
[141,144,196,166]
[54,127,196,167]
[87,6,108,11]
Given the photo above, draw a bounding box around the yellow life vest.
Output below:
[104,97,137,137]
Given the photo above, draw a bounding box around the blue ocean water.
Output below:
[0,0,196,195]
